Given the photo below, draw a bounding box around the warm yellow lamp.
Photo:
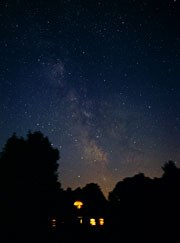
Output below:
[73,200,83,209]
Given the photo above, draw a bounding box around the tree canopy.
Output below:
[0,131,61,242]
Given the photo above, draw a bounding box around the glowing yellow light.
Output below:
[52,219,56,222]
[74,200,83,209]
[99,218,104,226]
[90,218,96,226]
[78,216,83,224]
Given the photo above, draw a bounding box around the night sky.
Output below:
[0,0,180,197]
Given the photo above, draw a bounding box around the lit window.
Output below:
[74,200,83,209]
[78,216,83,224]
[99,218,104,226]
[51,218,56,228]
[90,218,96,226]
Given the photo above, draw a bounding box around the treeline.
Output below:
[107,161,180,241]
[0,131,180,242]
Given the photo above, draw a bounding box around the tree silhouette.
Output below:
[162,160,179,178]
[81,183,107,217]
[108,161,180,242]
[0,131,60,242]
[1,132,180,243]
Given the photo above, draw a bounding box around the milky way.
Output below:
[0,0,180,197]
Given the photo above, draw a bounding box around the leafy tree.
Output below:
[0,131,60,242]
[81,183,107,216]
[162,160,179,178]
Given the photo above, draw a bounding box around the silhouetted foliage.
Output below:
[107,160,180,241]
[162,160,179,178]
[1,132,180,243]
[0,131,61,242]
[81,183,107,213]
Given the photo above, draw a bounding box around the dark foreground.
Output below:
[50,224,179,243]
[4,222,176,243]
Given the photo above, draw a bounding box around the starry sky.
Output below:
[0,0,180,197]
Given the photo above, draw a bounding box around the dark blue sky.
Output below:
[0,0,180,197]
